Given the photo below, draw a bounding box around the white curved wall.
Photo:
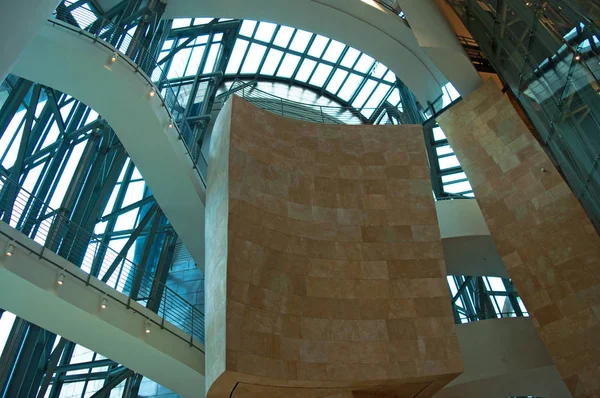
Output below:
[434,318,570,398]
[163,0,448,104]
[12,21,207,270]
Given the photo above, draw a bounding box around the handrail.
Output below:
[51,5,208,187]
[0,174,205,347]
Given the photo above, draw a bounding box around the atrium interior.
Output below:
[0,0,599,397]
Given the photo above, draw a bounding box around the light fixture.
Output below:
[148,89,156,98]
[110,52,118,63]
[6,242,15,257]
[104,52,118,71]
[575,53,581,61]
[100,296,108,310]
[145,320,151,334]
[57,271,65,285]
[168,120,174,129]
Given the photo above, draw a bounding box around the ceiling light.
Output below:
[148,89,156,98]
[168,120,174,129]
[145,320,151,334]
[575,53,581,61]
[57,271,65,285]
[6,242,15,257]
[100,296,108,310]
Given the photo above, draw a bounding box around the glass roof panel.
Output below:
[383,70,396,83]
[340,47,361,68]
[273,26,295,48]
[355,53,375,73]
[241,43,267,73]
[322,40,345,63]
[277,53,301,78]
[363,83,391,109]
[194,18,214,25]
[225,39,249,74]
[172,18,192,29]
[255,22,277,43]
[289,29,313,52]
[296,59,317,82]
[372,63,388,79]
[239,20,257,37]
[338,73,363,101]
[203,43,221,73]
[387,88,401,106]
[260,49,284,75]
[308,35,329,58]
[185,46,205,76]
[309,64,334,86]
[352,79,377,109]
[326,70,349,94]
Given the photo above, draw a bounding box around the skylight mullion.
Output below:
[291,34,316,81]
[321,46,349,95]
[255,26,280,80]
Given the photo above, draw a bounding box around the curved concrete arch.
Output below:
[12,21,207,269]
[163,0,449,105]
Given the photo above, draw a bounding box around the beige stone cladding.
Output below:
[438,79,600,398]
[205,96,462,398]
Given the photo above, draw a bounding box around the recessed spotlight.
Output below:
[6,243,15,257]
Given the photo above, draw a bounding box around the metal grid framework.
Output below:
[447,0,600,230]
[0,0,481,396]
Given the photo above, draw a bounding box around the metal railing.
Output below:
[51,5,208,186]
[0,174,205,347]
[220,82,392,125]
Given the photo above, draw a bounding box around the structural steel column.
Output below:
[438,79,600,397]
[0,0,62,83]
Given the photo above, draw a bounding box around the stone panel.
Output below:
[205,96,462,398]
[438,79,600,398]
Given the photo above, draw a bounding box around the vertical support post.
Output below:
[320,106,325,124]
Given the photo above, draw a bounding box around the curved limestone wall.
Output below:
[205,96,462,398]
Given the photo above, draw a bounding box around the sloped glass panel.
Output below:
[326,70,349,94]
[341,47,361,68]
[225,39,249,74]
[296,59,317,82]
[322,40,345,63]
[308,35,329,58]
[255,22,277,42]
[239,20,257,37]
[260,49,284,75]
[273,26,295,48]
[289,29,313,52]
[352,79,377,109]
[338,74,363,101]
[277,53,301,78]
[355,53,375,73]
[309,64,333,86]
[241,43,267,73]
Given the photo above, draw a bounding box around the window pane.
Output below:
[363,83,391,109]
[289,29,312,52]
[341,47,361,68]
[273,26,294,48]
[355,53,375,73]
[436,145,454,156]
[443,180,472,193]
[185,45,205,76]
[326,70,349,94]
[239,20,257,37]
[167,48,191,78]
[432,126,446,141]
[372,63,388,79]
[203,43,221,73]
[387,88,400,106]
[308,35,329,58]
[260,49,284,75]
[172,18,191,29]
[225,39,249,74]
[439,155,461,170]
[383,70,396,83]
[352,79,377,109]
[309,64,333,86]
[255,22,277,42]
[441,172,467,183]
[295,59,317,82]
[241,43,267,73]
[277,53,301,78]
[338,73,363,101]
[322,40,345,63]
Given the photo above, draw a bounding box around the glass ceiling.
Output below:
[162,18,407,122]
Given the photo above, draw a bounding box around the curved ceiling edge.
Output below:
[162,0,446,105]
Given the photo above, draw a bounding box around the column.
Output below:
[438,79,600,397]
